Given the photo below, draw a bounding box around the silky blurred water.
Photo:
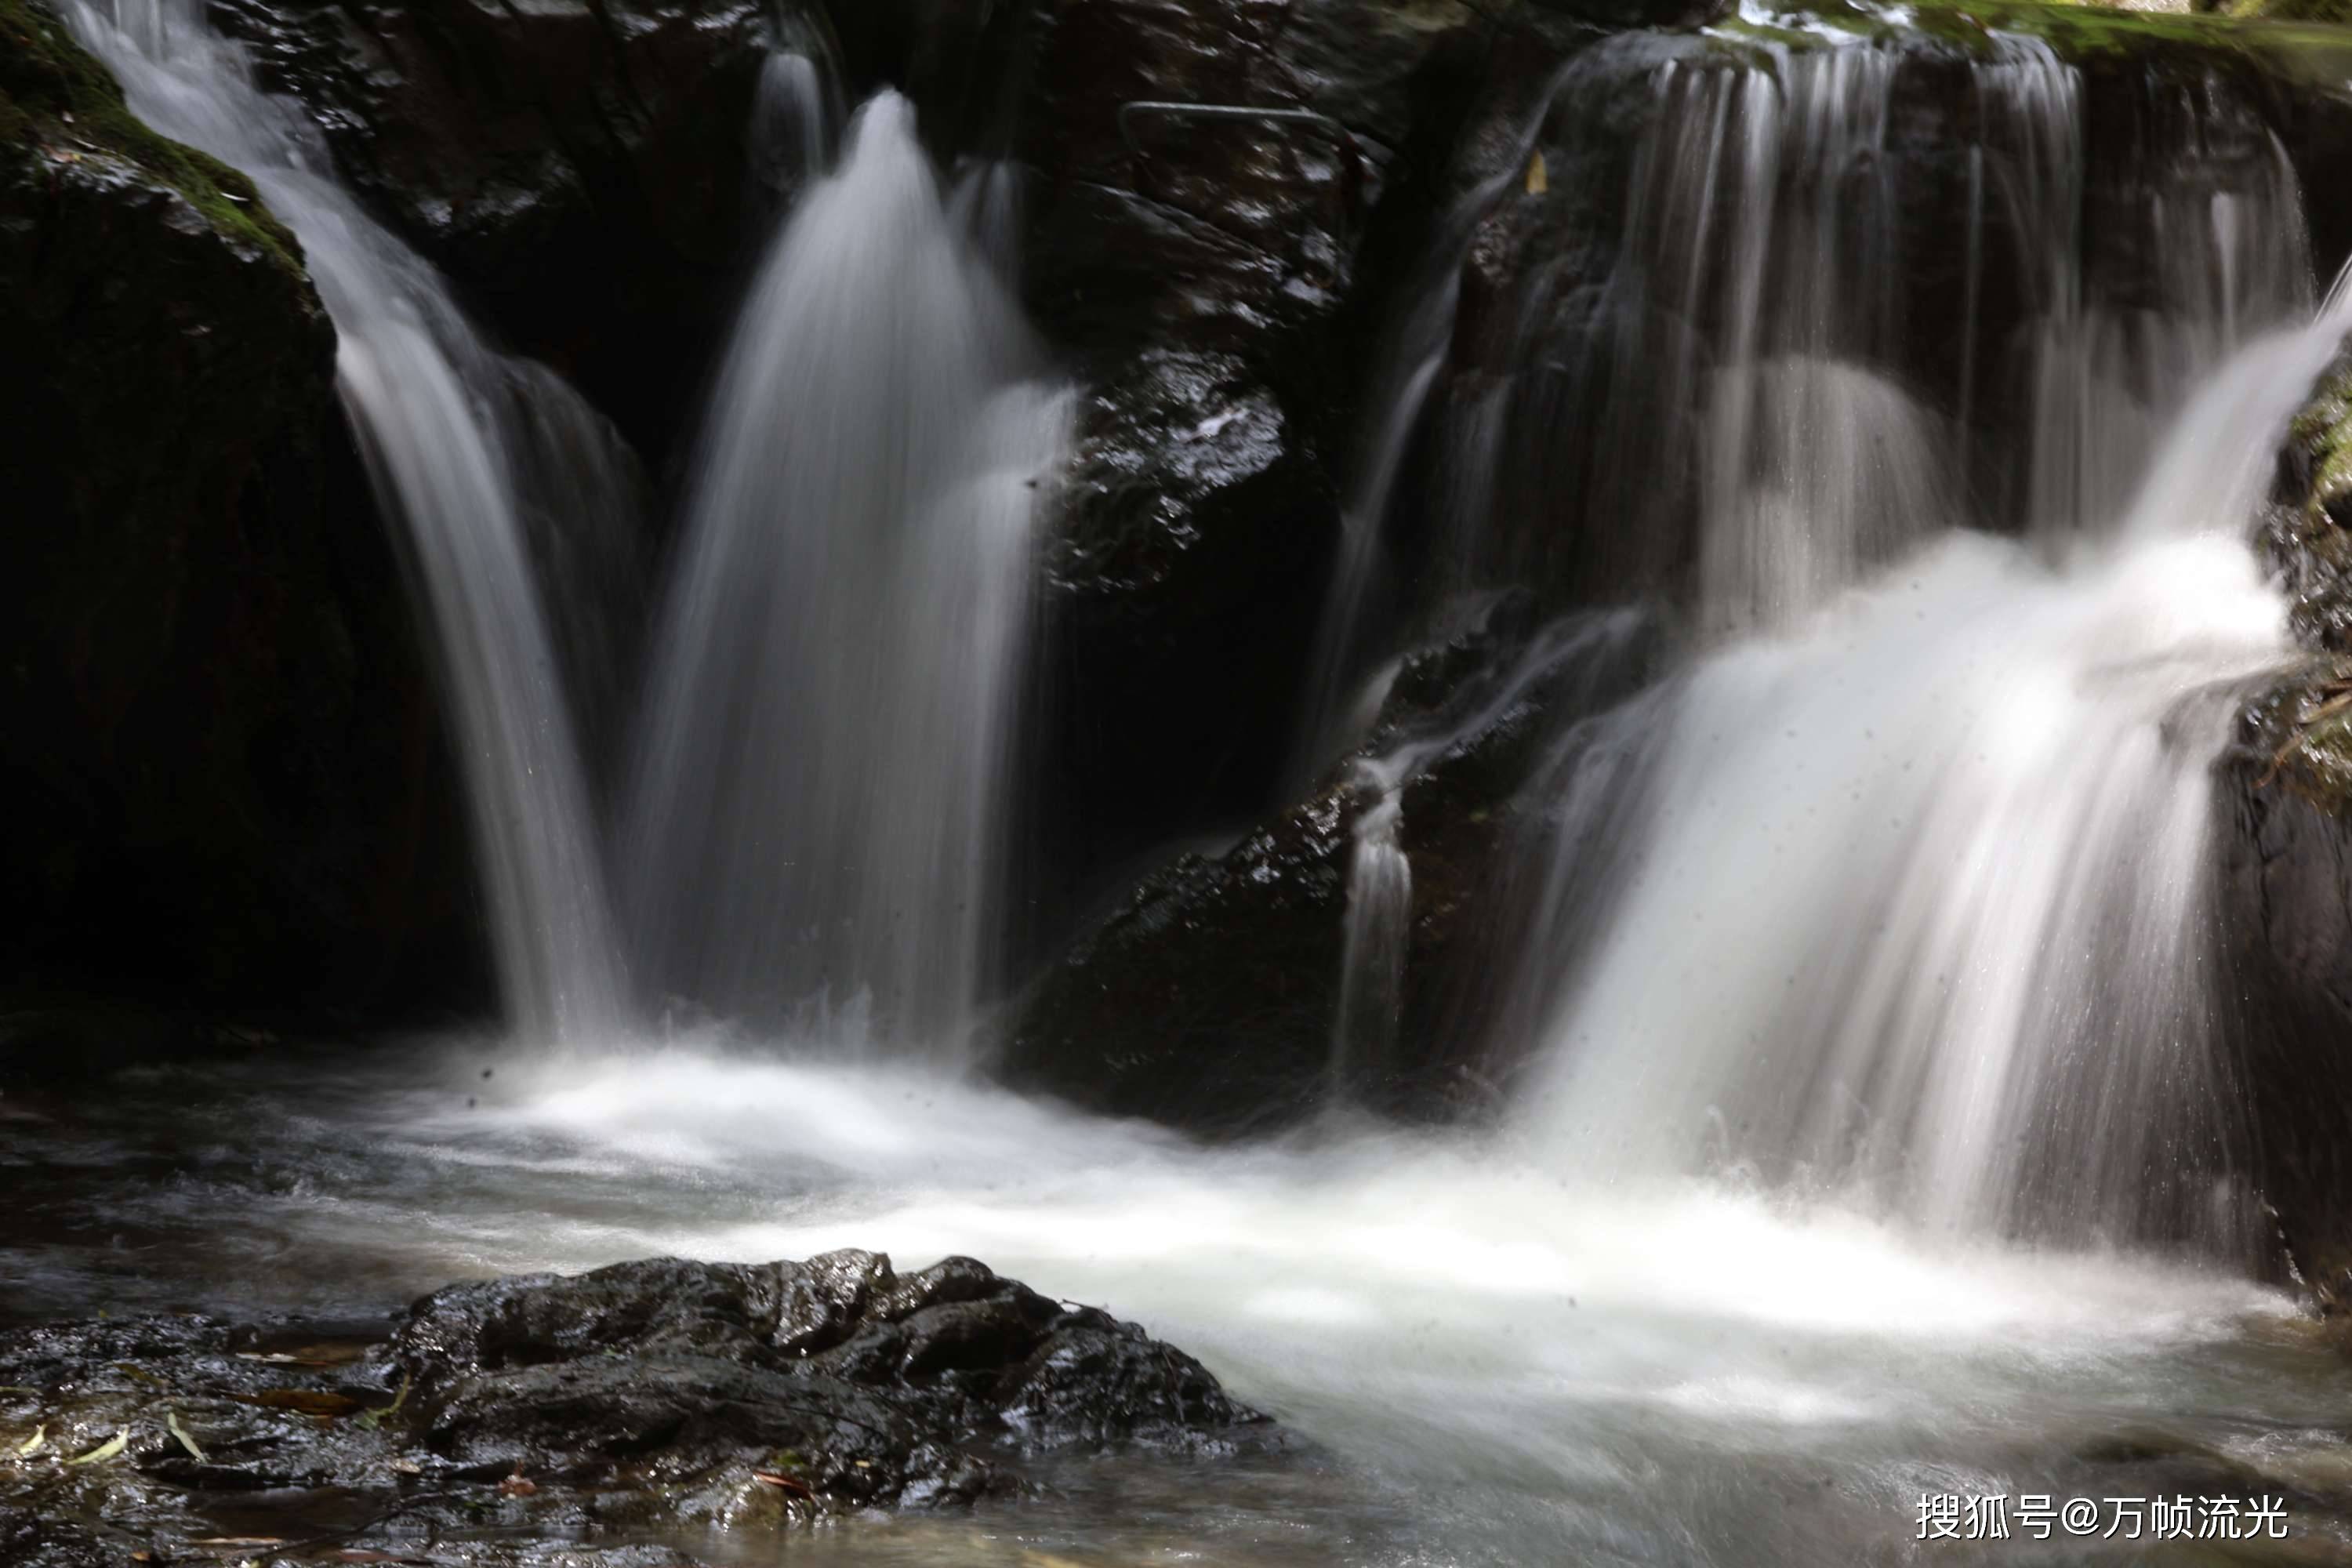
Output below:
[9,1040,2352,1566]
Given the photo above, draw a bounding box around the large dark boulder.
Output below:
[1003,595,1663,1131]
[0,1251,1262,1559]
[0,0,477,1020]
[215,0,782,463]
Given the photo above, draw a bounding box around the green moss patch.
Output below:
[0,0,304,276]
[1722,0,2352,82]
[2296,358,2352,526]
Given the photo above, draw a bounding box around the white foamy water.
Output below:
[1519,287,2352,1253]
[16,1043,2343,1566]
[18,1034,2352,1561]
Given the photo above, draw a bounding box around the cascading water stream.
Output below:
[1289,69,1581,783]
[620,94,1069,1057]
[1516,267,2352,1251]
[1330,609,1653,1088]
[64,0,627,1042]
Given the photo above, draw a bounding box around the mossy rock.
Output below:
[1723,0,2352,78]
[0,0,302,273]
[0,0,482,1018]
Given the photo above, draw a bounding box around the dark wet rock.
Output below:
[214,0,783,463]
[1004,596,1664,1131]
[1419,9,2352,618]
[0,1252,1262,1559]
[390,1250,1261,1506]
[0,1507,111,1568]
[0,0,480,1021]
[2222,333,2352,1305]
[997,0,1558,942]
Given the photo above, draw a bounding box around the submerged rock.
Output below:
[0,1252,1261,1559]
[0,0,479,1021]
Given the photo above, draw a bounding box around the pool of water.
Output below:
[7,1036,2352,1565]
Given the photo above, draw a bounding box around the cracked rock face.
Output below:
[0,1251,1265,1563]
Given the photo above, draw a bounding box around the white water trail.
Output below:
[64,0,626,1042]
[1523,282,2352,1248]
[621,94,1069,1058]
[213,1039,2328,1566]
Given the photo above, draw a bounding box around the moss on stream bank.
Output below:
[0,0,304,275]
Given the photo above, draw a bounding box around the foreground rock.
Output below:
[0,1251,1262,1562]
[0,0,478,1021]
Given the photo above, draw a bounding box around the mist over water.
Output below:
[13,1041,2352,1564]
[29,0,2352,1562]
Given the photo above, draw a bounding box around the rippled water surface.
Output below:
[9,1040,2352,1566]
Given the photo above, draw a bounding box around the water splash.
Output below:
[621,94,1070,1057]
[65,0,628,1041]
[1519,281,2352,1250]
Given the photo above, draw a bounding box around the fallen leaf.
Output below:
[1525,151,1548,196]
[498,1471,536,1497]
[15,1425,42,1457]
[388,1457,422,1475]
[235,1388,363,1417]
[66,1429,126,1465]
[168,1409,207,1464]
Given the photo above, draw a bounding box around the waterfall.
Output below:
[1439,21,2349,1254]
[64,0,627,1041]
[1516,275,2352,1252]
[621,93,1069,1056]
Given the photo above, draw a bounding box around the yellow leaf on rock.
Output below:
[66,1429,125,1465]
[1526,151,1548,195]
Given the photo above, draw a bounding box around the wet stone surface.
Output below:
[0,1250,1266,1564]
